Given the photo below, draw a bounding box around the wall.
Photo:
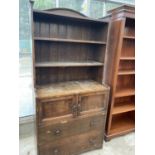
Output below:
[19,0,34,117]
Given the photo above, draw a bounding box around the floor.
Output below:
[19,121,135,155]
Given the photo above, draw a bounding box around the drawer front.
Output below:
[38,130,103,155]
[37,96,77,124]
[38,113,105,146]
[78,91,108,115]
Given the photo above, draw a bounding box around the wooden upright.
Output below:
[103,5,135,140]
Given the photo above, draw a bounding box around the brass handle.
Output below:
[46,130,51,134]
[89,139,97,147]
[77,104,81,116]
[46,129,61,136]
[72,104,77,118]
[53,148,59,154]
[54,129,61,136]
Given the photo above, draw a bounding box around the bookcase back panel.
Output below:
[34,18,108,42]
[114,95,135,107]
[119,60,135,71]
[111,111,135,125]
[116,75,135,91]
[35,41,105,63]
[36,67,102,85]
[121,39,135,57]
[124,18,135,36]
[110,111,135,133]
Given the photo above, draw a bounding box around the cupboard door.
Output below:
[78,91,107,116]
[37,95,77,124]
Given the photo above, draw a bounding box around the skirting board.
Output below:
[104,128,135,141]
[19,115,35,124]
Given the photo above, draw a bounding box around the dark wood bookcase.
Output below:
[102,5,135,140]
[31,6,110,155]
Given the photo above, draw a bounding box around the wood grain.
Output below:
[36,80,108,99]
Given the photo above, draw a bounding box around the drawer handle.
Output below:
[53,148,59,154]
[77,104,81,116]
[46,130,51,134]
[89,138,97,147]
[46,129,61,135]
[54,129,61,135]
[72,104,77,118]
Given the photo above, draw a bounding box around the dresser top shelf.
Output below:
[34,37,106,45]
[36,80,108,99]
[35,61,104,67]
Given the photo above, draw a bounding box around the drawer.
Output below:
[38,130,103,155]
[38,112,105,146]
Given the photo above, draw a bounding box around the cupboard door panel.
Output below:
[78,92,107,115]
[37,96,77,124]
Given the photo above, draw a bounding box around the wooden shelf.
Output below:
[34,37,106,45]
[36,80,108,99]
[123,35,135,39]
[112,103,135,115]
[110,114,135,135]
[35,61,104,67]
[115,88,135,98]
[120,57,135,60]
[118,70,135,75]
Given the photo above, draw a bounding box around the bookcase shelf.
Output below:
[34,37,106,45]
[103,5,135,140]
[112,103,135,115]
[118,70,135,75]
[120,57,135,60]
[113,95,135,115]
[109,112,135,136]
[116,74,135,95]
[115,88,135,98]
[123,36,135,39]
[35,61,104,67]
